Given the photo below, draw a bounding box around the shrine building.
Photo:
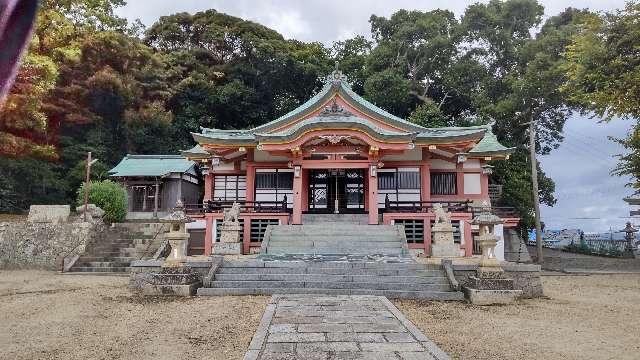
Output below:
[172,68,518,257]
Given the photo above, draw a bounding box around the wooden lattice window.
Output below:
[431,172,457,195]
[395,219,424,244]
[214,175,247,201]
[250,219,280,242]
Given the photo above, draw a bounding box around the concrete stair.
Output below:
[264,223,409,256]
[67,226,162,274]
[198,259,464,300]
[302,213,369,224]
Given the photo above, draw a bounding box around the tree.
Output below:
[563,3,640,192]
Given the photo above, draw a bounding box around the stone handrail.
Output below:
[441,259,460,291]
[259,225,275,254]
[139,224,168,260]
[202,256,223,287]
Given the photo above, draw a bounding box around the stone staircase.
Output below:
[199,219,464,300]
[263,223,409,256]
[198,258,463,300]
[301,213,370,225]
[67,223,165,274]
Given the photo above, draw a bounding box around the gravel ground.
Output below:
[0,271,268,360]
[2,271,639,360]
[395,274,640,360]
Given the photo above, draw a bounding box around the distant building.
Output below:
[623,197,640,217]
[109,155,201,219]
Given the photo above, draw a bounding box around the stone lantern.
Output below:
[621,222,638,258]
[463,201,522,305]
[160,200,193,267]
[471,201,504,275]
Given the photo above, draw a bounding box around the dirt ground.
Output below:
[2,271,639,360]
[396,274,640,360]
[0,271,268,360]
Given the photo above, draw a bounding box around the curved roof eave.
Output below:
[191,132,257,146]
[254,120,416,143]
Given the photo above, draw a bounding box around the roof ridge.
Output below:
[126,154,185,159]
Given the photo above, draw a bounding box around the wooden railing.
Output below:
[469,206,519,219]
[185,198,290,215]
[382,197,472,213]
[382,196,518,219]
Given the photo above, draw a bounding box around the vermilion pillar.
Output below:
[204,171,213,201]
[420,163,430,202]
[204,216,214,256]
[246,164,255,202]
[292,165,303,225]
[368,166,378,225]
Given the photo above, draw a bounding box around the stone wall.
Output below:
[453,263,543,298]
[0,220,104,270]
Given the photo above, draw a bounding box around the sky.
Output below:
[115,0,634,232]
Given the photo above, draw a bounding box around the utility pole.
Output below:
[83,152,98,222]
[529,121,544,263]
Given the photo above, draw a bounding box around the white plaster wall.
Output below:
[494,224,505,261]
[186,219,206,230]
[211,161,235,171]
[463,173,481,195]
[462,159,481,169]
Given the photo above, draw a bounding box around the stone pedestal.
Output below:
[163,232,189,268]
[214,222,242,255]
[476,234,502,274]
[142,267,201,296]
[219,223,241,243]
[431,223,460,257]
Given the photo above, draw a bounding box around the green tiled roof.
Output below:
[190,69,512,153]
[468,130,515,156]
[109,155,196,177]
[255,115,415,142]
[180,144,210,159]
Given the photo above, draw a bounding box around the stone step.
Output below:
[267,236,400,243]
[218,266,442,276]
[67,266,130,273]
[214,273,450,284]
[75,261,132,268]
[222,260,431,270]
[208,280,451,291]
[265,249,406,256]
[197,287,464,300]
[269,229,398,236]
[266,241,403,248]
[76,256,136,262]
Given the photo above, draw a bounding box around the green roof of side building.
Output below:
[109,155,196,177]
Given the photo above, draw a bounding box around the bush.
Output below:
[76,180,127,223]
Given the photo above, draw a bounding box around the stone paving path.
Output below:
[244,295,450,360]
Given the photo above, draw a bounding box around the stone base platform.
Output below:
[142,282,201,296]
[463,287,523,305]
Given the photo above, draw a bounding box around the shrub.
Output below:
[76,180,127,223]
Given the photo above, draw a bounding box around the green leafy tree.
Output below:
[563,3,640,192]
[408,101,449,128]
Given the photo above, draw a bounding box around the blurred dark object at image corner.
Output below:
[0,0,39,103]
